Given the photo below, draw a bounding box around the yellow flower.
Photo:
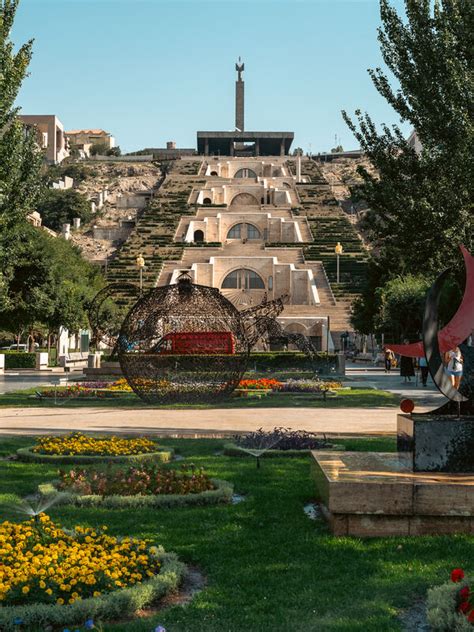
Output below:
[21,586,29,594]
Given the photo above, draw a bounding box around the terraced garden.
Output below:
[289,159,369,300]
[106,160,204,290]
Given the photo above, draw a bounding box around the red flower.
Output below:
[468,609,474,623]
[451,568,465,583]
[459,601,471,614]
[460,587,471,601]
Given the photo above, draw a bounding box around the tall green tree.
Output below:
[0,225,102,348]
[37,189,92,231]
[0,0,44,304]
[343,0,473,277]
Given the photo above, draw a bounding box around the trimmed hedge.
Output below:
[223,443,344,458]
[249,352,337,372]
[427,576,473,631]
[17,446,174,465]
[1,352,36,369]
[38,477,233,508]
[0,549,184,632]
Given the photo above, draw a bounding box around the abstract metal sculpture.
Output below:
[389,245,474,414]
[393,246,474,472]
[116,273,249,404]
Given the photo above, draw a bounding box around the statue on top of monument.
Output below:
[235,57,244,82]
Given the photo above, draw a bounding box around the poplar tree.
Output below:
[0,0,43,304]
[343,0,473,276]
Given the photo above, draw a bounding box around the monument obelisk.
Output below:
[235,57,244,132]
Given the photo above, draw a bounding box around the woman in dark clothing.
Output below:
[399,340,415,383]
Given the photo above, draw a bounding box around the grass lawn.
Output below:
[0,436,471,631]
[0,387,399,409]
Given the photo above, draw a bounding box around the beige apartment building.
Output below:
[66,129,115,157]
[19,114,69,164]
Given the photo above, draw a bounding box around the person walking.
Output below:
[444,346,463,389]
[384,348,395,373]
[400,340,415,383]
[418,356,429,387]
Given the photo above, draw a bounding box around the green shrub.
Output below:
[16,446,173,465]
[36,189,93,231]
[2,352,36,369]
[427,575,473,631]
[249,352,337,372]
[38,478,233,509]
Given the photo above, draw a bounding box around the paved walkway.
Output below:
[0,406,397,437]
[0,365,444,437]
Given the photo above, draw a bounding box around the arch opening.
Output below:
[222,268,265,290]
[234,168,257,179]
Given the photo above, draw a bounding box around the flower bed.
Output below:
[17,433,173,464]
[39,464,233,508]
[278,379,342,393]
[0,515,184,631]
[224,427,340,457]
[238,378,282,391]
[39,379,131,399]
[427,568,474,631]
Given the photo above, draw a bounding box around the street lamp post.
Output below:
[335,242,343,284]
[136,253,145,292]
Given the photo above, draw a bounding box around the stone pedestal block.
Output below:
[398,413,474,473]
[312,451,474,537]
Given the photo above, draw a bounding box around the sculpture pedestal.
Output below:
[397,413,474,472]
[312,451,474,537]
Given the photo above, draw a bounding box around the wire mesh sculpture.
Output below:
[117,273,250,404]
[241,293,320,363]
[90,278,319,404]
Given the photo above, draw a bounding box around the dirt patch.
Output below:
[135,566,207,619]
[399,599,431,632]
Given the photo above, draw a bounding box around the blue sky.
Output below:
[13,0,409,153]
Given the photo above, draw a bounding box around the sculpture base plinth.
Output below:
[397,413,474,472]
[312,451,474,537]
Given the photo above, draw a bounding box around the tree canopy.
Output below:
[0,225,102,342]
[344,0,473,337]
[343,0,473,274]
[0,0,44,305]
[37,189,93,231]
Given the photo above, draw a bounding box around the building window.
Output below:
[268,275,273,290]
[210,171,218,176]
[226,223,261,240]
[203,197,212,205]
[234,168,257,179]
[227,223,243,239]
[194,229,204,242]
[246,224,261,239]
[222,269,265,290]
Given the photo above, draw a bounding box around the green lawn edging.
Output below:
[16,446,174,465]
[223,442,345,458]
[0,549,184,632]
[38,478,234,508]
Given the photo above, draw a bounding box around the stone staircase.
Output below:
[287,158,369,345]
[106,166,206,290]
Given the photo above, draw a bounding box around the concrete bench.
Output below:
[58,352,89,370]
